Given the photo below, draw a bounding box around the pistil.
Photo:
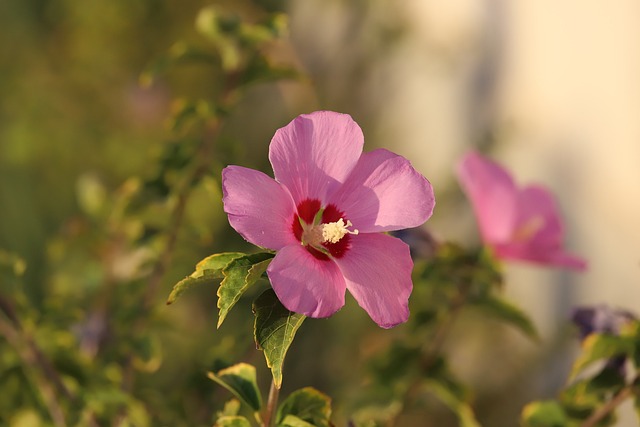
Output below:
[300,218,358,248]
[322,218,359,243]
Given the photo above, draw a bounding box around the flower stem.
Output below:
[579,384,635,427]
[263,378,280,427]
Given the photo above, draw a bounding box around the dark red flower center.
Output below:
[291,198,354,260]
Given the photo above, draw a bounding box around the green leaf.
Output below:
[471,295,538,339]
[278,414,316,427]
[253,289,306,388]
[424,379,480,427]
[196,6,235,40]
[570,333,635,380]
[623,320,640,368]
[195,7,242,71]
[167,252,245,305]
[424,357,468,402]
[218,252,275,328]
[218,399,241,417]
[560,379,607,421]
[214,416,252,427]
[276,387,332,427]
[207,363,262,411]
[521,401,569,427]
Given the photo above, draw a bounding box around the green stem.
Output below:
[263,378,280,427]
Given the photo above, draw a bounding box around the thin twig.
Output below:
[0,304,69,427]
[579,385,635,427]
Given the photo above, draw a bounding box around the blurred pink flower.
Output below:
[222,111,435,327]
[456,151,586,271]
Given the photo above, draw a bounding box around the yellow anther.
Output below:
[322,218,359,244]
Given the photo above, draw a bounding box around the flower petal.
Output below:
[543,251,588,271]
[456,151,518,243]
[514,185,563,248]
[502,185,587,270]
[329,149,434,233]
[267,244,346,318]
[222,166,297,250]
[268,111,364,205]
[333,233,413,328]
[495,244,587,271]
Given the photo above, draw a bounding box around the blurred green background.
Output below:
[2,0,640,426]
[0,1,394,425]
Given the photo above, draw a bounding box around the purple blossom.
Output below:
[222,111,435,328]
[456,151,586,270]
[571,305,637,377]
[571,305,636,340]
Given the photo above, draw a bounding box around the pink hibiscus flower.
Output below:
[456,150,586,271]
[222,111,435,328]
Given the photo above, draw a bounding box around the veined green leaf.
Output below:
[276,387,332,427]
[167,252,245,305]
[253,289,305,388]
[217,252,274,328]
[207,363,262,412]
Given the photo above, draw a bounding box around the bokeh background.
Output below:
[1,0,639,425]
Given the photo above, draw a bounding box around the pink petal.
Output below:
[495,244,587,271]
[543,251,588,271]
[222,166,298,250]
[328,149,435,233]
[333,233,413,328]
[267,244,347,318]
[268,111,364,205]
[456,151,518,244]
[514,185,563,248]
[502,185,587,270]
